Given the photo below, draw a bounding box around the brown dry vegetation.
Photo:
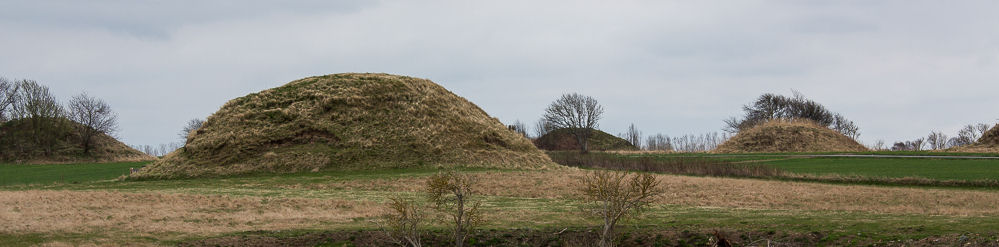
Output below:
[0,190,381,237]
[295,170,999,216]
[6,169,999,245]
[715,119,868,153]
[137,73,553,178]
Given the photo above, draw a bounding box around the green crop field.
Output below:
[613,152,999,182]
[0,161,150,186]
[761,157,999,181]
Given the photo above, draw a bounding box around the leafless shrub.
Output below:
[381,197,425,247]
[67,93,119,154]
[544,93,604,153]
[579,170,662,247]
[426,170,482,247]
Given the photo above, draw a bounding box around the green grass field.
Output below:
[762,157,999,180]
[0,161,150,186]
[616,152,999,182]
[4,158,999,246]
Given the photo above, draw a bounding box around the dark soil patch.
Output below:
[179,228,999,247]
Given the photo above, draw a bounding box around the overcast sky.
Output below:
[2,0,997,147]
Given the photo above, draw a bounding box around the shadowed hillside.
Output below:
[0,118,152,163]
[136,73,554,178]
[533,128,638,151]
[715,119,868,153]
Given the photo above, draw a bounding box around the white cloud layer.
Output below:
[1,0,997,146]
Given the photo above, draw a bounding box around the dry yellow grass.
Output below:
[0,190,381,236]
[715,119,868,153]
[303,169,999,216]
[138,73,552,178]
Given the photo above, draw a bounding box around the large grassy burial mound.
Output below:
[0,119,152,163]
[715,119,868,153]
[534,128,638,151]
[138,73,553,178]
[952,124,999,153]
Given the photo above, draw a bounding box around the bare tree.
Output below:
[725,91,859,138]
[533,118,555,138]
[832,113,860,139]
[507,119,528,138]
[67,93,119,154]
[0,78,18,122]
[871,139,886,151]
[645,134,672,151]
[618,123,642,149]
[954,123,990,147]
[179,118,205,142]
[910,138,926,151]
[926,131,949,150]
[426,170,482,247]
[10,80,65,155]
[580,170,662,247]
[543,93,604,153]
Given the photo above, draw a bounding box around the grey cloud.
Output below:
[0,0,996,147]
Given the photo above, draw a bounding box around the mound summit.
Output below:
[534,128,638,151]
[715,119,868,153]
[138,73,553,178]
[0,119,152,163]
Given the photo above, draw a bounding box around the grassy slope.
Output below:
[715,119,868,153]
[3,164,999,246]
[141,73,551,178]
[0,161,150,186]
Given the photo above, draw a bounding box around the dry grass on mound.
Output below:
[715,119,867,153]
[138,73,552,178]
[0,190,381,236]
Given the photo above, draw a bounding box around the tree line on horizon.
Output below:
[510,91,993,153]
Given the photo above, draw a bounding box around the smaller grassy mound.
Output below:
[0,118,153,163]
[715,119,867,153]
[951,124,999,153]
[534,128,638,151]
